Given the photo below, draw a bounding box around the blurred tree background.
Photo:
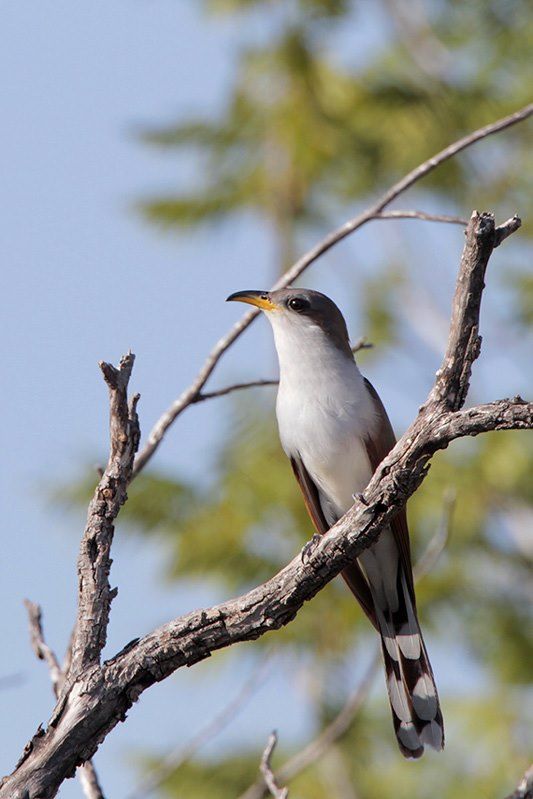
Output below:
[63,0,532,796]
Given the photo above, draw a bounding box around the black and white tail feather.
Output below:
[373,565,444,758]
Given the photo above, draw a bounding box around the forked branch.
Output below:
[1,211,530,799]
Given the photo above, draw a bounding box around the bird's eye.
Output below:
[287,297,309,312]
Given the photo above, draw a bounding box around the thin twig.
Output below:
[374,210,468,225]
[132,104,532,477]
[260,733,288,799]
[194,380,278,403]
[351,337,373,354]
[23,601,62,694]
[493,213,522,247]
[127,652,275,799]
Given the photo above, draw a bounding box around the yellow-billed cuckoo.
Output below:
[227,287,444,758]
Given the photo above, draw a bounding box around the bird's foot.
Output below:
[301,533,322,564]
[352,492,368,506]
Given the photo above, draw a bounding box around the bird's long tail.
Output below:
[373,565,444,759]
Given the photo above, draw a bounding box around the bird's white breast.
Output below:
[269,312,379,521]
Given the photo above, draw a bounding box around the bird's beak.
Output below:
[226,290,276,311]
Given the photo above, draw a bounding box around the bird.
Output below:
[227,287,444,758]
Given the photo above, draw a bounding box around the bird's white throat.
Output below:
[266,311,379,515]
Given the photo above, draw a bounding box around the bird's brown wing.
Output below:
[363,378,415,601]
[290,454,377,626]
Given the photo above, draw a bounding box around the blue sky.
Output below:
[0,4,276,796]
[1,3,530,797]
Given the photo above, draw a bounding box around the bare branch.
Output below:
[1,210,529,799]
[430,212,521,411]
[132,104,532,477]
[433,397,532,443]
[351,337,373,354]
[194,379,278,403]
[373,210,468,225]
[23,600,62,694]
[260,733,288,799]
[494,214,522,247]
[66,353,140,681]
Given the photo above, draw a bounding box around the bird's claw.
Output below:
[352,492,368,506]
[301,533,322,564]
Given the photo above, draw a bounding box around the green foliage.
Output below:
[206,0,350,17]
[148,692,531,799]
[506,270,533,326]
[360,264,405,349]
[138,3,532,257]
[155,751,259,798]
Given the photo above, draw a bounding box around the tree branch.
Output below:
[66,353,140,681]
[1,210,526,799]
[430,213,521,410]
[373,209,468,225]
[24,601,62,695]
[132,104,532,476]
[259,733,288,799]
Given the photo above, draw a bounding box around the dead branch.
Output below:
[23,601,62,695]
[1,210,529,799]
[132,105,532,476]
[374,210,468,225]
[259,733,288,799]
[66,353,140,682]
[194,379,278,403]
[430,214,521,410]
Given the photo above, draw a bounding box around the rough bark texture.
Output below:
[1,214,531,799]
[23,601,106,798]
[66,353,140,682]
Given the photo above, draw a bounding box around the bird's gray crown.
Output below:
[226,287,353,357]
[269,288,352,356]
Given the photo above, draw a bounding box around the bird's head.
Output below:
[226,288,352,356]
